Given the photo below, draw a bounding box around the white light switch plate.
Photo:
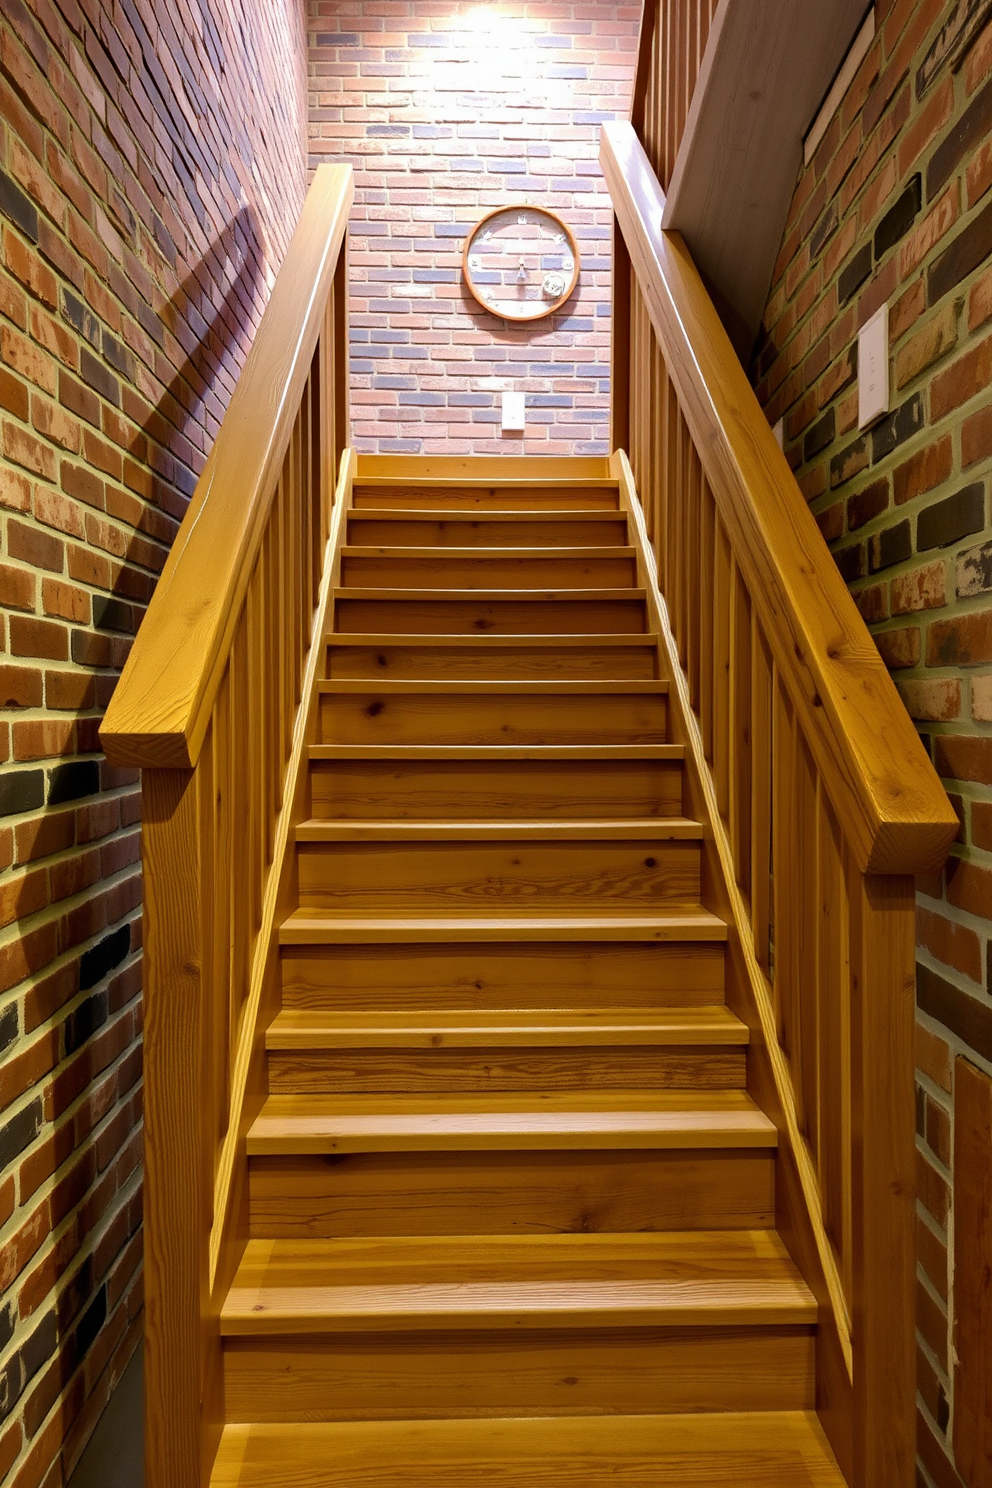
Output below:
[858,303,889,429]
[501,391,525,431]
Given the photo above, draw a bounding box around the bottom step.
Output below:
[211,1412,845,1486]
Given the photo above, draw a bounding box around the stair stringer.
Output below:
[611,447,855,1484]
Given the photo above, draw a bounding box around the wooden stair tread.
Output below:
[221,1231,816,1333]
[211,1412,846,1486]
[345,514,633,526]
[279,910,728,944]
[335,587,646,602]
[309,743,684,760]
[266,1006,748,1049]
[247,1090,776,1154]
[326,632,659,647]
[341,546,638,560]
[295,818,703,842]
[318,679,667,694]
[353,478,620,490]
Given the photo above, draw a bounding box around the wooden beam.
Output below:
[662,0,870,354]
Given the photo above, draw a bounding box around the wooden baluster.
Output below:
[612,225,632,455]
[816,791,852,1309]
[794,734,819,1142]
[685,440,701,711]
[331,240,350,471]
[850,871,917,1488]
[652,328,665,564]
[228,616,250,1041]
[771,678,797,1058]
[733,576,752,900]
[712,517,731,823]
[698,476,714,762]
[750,626,773,974]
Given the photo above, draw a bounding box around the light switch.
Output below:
[858,304,889,429]
[501,391,525,431]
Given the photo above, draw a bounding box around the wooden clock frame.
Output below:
[462,204,581,322]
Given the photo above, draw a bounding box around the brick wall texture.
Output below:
[307,0,638,456]
[752,2,992,1483]
[0,1,307,1484]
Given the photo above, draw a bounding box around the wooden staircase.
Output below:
[210,470,845,1485]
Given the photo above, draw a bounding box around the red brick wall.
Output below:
[307,0,638,455]
[0,2,307,1483]
[752,3,992,1482]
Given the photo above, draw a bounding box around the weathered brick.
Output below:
[927,609,992,665]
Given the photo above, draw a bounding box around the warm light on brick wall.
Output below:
[0,2,307,1483]
[307,0,639,456]
[753,2,992,1481]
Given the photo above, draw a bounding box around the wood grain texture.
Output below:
[101,166,354,769]
[601,120,957,875]
[248,1147,776,1237]
[662,0,869,349]
[222,1326,815,1420]
[221,1231,815,1334]
[246,1090,778,1155]
[211,1412,845,1486]
[141,769,215,1488]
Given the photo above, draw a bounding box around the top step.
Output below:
[352,480,621,512]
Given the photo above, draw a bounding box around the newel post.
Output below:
[141,766,219,1488]
[850,873,918,1488]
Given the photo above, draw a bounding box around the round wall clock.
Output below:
[462,205,580,322]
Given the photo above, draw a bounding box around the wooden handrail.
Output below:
[101,165,354,771]
[601,120,957,876]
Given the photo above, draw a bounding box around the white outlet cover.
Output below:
[858,303,889,429]
[501,391,526,431]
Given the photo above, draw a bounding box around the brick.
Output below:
[900,185,960,279]
[928,199,992,304]
[892,561,947,614]
[847,477,890,530]
[927,73,992,200]
[838,242,872,304]
[957,539,992,598]
[875,625,921,668]
[918,483,986,550]
[830,435,869,488]
[935,734,992,786]
[973,672,992,720]
[918,906,983,981]
[870,393,925,460]
[932,334,992,418]
[875,174,921,259]
[898,676,961,721]
[927,608,992,664]
[893,302,958,388]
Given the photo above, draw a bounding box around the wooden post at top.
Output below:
[850,873,917,1488]
[141,768,218,1488]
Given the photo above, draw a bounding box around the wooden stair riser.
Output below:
[248,1148,777,1237]
[351,484,621,512]
[309,758,684,821]
[318,693,669,746]
[341,553,639,590]
[346,516,631,548]
[334,597,648,635]
[222,1327,815,1420]
[296,840,702,914]
[266,1045,746,1095]
[324,641,659,681]
[279,942,726,1012]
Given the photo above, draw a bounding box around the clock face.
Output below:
[462,206,580,322]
